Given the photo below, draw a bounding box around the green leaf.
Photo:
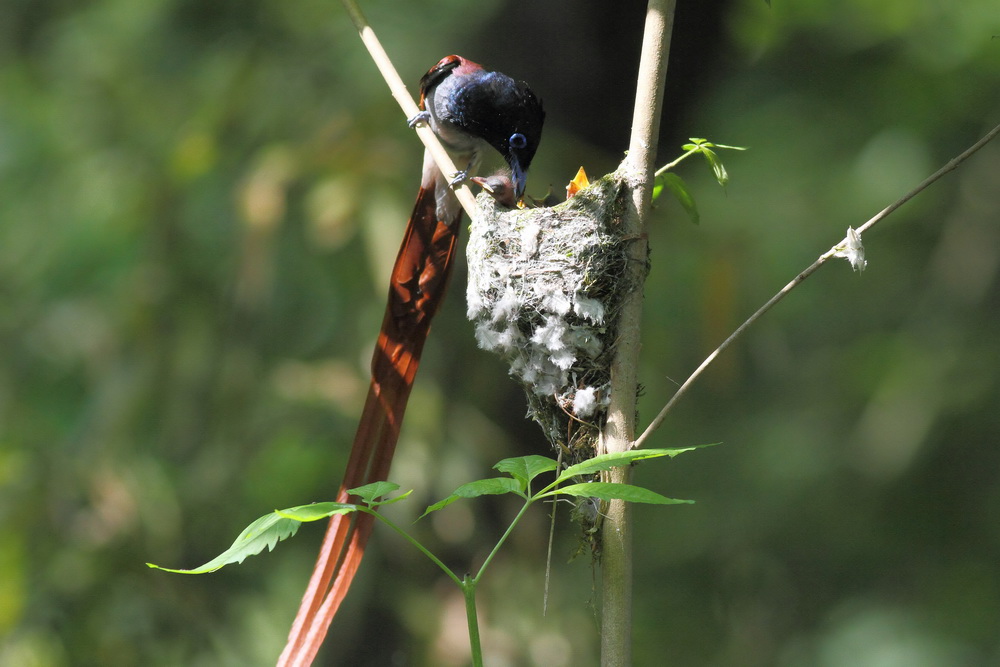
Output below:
[146,503,356,574]
[421,477,524,517]
[494,455,559,488]
[651,443,721,458]
[348,481,410,506]
[547,482,693,505]
[652,174,665,202]
[371,488,413,506]
[558,446,717,482]
[277,502,358,522]
[455,477,525,497]
[683,138,747,153]
[422,495,461,516]
[701,148,729,186]
[662,172,699,225]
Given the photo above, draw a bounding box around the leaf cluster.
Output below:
[652,138,747,224]
[147,446,715,575]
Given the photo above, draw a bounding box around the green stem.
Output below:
[364,508,463,587]
[462,575,484,667]
[361,492,536,664]
[472,498,533,583]
[654,147,697,176]
[361,494,534,665]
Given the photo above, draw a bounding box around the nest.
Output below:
[466,172,641,464]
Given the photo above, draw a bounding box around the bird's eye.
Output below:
[509,133,527,149]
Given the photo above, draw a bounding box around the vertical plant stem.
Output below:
[462,577,484,667]
[601,1,676,666]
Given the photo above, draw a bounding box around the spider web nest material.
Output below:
[467,172,643,465]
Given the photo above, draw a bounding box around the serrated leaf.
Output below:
[662,172,699,225]
[494,455,559,487]
[422,495,462,516]
[456,477,526,497]
[548,482,693,505]
[371,488,413,506]
[277,502,357,522]
[421,477,524,518]
[147,504,353,574]
[349,481,402,505]
[558,446,716,482]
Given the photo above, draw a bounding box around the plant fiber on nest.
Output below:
[466,172,642,464]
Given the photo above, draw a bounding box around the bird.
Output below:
[471,171,520,208]
[279,55,544,665]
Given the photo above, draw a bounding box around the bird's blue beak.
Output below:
[509,157,527,200]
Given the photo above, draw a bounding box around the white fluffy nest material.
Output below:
[466,174,638,458]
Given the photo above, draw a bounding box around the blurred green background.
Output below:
[2,1,1000,665]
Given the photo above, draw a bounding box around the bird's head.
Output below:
[471,172,518,208]
[484,80,544,200]
[449,69,545,200]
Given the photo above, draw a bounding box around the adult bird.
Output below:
[279,55,544,665]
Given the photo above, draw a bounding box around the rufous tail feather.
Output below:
[278,181,459,666]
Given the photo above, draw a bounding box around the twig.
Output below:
[600,2,676,666]
[543,449,564,616]
[340,0,479,219]
[633,120,1000,451]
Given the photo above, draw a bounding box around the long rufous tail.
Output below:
[278,168,460,666]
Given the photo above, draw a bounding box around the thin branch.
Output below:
[854,122,1000,236]
[340,0,479,219]
[543,449,563,616]
[633,120,1000,451]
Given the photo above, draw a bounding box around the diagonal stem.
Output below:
[633,120,1000,450]
[339,0,479,219]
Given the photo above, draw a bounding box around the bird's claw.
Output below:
[449,169,470,188]
[407,111,430,129]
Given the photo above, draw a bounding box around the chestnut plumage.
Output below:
[281,55,545,662]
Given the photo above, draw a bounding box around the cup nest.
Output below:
[466,172,643,464]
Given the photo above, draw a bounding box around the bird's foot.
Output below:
[407,111,430,129]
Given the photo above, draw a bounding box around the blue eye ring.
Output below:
[509,132,527,149]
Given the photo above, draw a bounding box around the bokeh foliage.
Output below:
[2,1,999,665]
